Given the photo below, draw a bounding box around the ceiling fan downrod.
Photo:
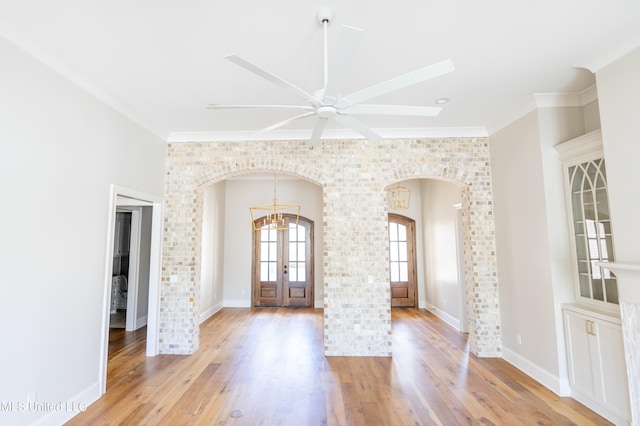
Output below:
[316,7,334,89]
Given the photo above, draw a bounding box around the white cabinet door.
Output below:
[563,306,631,425]
[564,310,598,401]
[593,319,631,419]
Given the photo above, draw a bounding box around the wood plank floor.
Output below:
[66,308,611,425]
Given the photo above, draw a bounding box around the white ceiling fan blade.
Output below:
[337,59,455,108]
[207,104,314,111]
[310,117,329,145]
[225,54,321,107]
[333,114,382,141]
[250,111,315,137]
[343,104,442,117]
[322,25,362,105]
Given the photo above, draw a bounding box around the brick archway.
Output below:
[161,138,500,357]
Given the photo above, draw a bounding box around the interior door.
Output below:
[253,214,313,307]
[388,213,417,307]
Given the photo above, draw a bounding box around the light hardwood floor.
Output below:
[66,308,611,425]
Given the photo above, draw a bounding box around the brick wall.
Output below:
[161,138,501,357]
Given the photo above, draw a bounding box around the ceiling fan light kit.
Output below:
[209,8,454,144]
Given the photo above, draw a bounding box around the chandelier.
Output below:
[249,174,300,231]
[387,183,410,210]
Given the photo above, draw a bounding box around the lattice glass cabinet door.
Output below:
[558,130,619,308]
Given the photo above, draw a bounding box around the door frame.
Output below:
[251,214,314,307]
[388,213,418,308]
[99,185,164,395]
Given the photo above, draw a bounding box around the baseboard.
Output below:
[223,300,251,308]
[32,381,101,426]
[501,345,570,396]
[425,303,461,331]
[199,303,223,324]
[570,387,630,425]
[135,315,148,330]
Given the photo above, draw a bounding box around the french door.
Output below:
[389,213,417,307]
[252,214,313,307]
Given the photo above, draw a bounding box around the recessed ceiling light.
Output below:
[435,97,450,104]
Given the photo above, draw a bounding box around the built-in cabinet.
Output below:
[563,304,630,424]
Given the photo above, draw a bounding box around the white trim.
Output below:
[31,381,101,425]
[574,26,640,73]
[100,185,164,396]
[501,346,571,397]
[166,126,488,143]
[488,89,600,135]
[425,303,461,331]
[125,208,141,332]
[581,85,598,105]
[223,299,252,308]
[554,129,603,164]
[199,303,223,324]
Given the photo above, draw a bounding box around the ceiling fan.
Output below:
[207,8,455,145]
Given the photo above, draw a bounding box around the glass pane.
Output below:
[298,242,305,261]
[389,223,398,241]
[260,262,269,281]
[572,194,584,221]
[585,220,597,238]
[399,242,408,261]
[595,188,609,220]
[261,242,269,261]
[289,224,297,242]
[289,242,297,261]
[398,224,407,241]
[268,262,277,281]
[298,263,306,281]
[390,262,399,282]
[569,165,580,193]
[605,277,618,304]
[592,278,604,301]
[289,262,297,281]
[261,228,269,242]
[269,228,277,242]
[390,242,399,261]
[575,236,587,260]
[604,237,614,261]
[297,225,305,242]
[588,239,599,259]
[400,262,408,282]
[579,274,591,298]
[577,260,589,274]
[269,242,277,261]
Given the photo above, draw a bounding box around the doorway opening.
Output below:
[99,185,164,395]
[388,213,417,308]
[252,214,314,307]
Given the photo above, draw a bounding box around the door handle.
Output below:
[283,264,288,275]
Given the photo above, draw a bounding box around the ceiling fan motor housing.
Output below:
[316,105,337,118]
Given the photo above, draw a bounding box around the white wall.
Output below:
[489,106,585,394]
[200,182,226,322]
[420,179,464,329]
[0,36,166,425]
[222,177,323,307]
[596,46,640,421]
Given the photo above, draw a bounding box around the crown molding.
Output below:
[0,25,168,141]
[487,87,599,136]
[166,126,488,143]
[574,25,640,73]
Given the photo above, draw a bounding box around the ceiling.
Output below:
[1,1,639,142]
